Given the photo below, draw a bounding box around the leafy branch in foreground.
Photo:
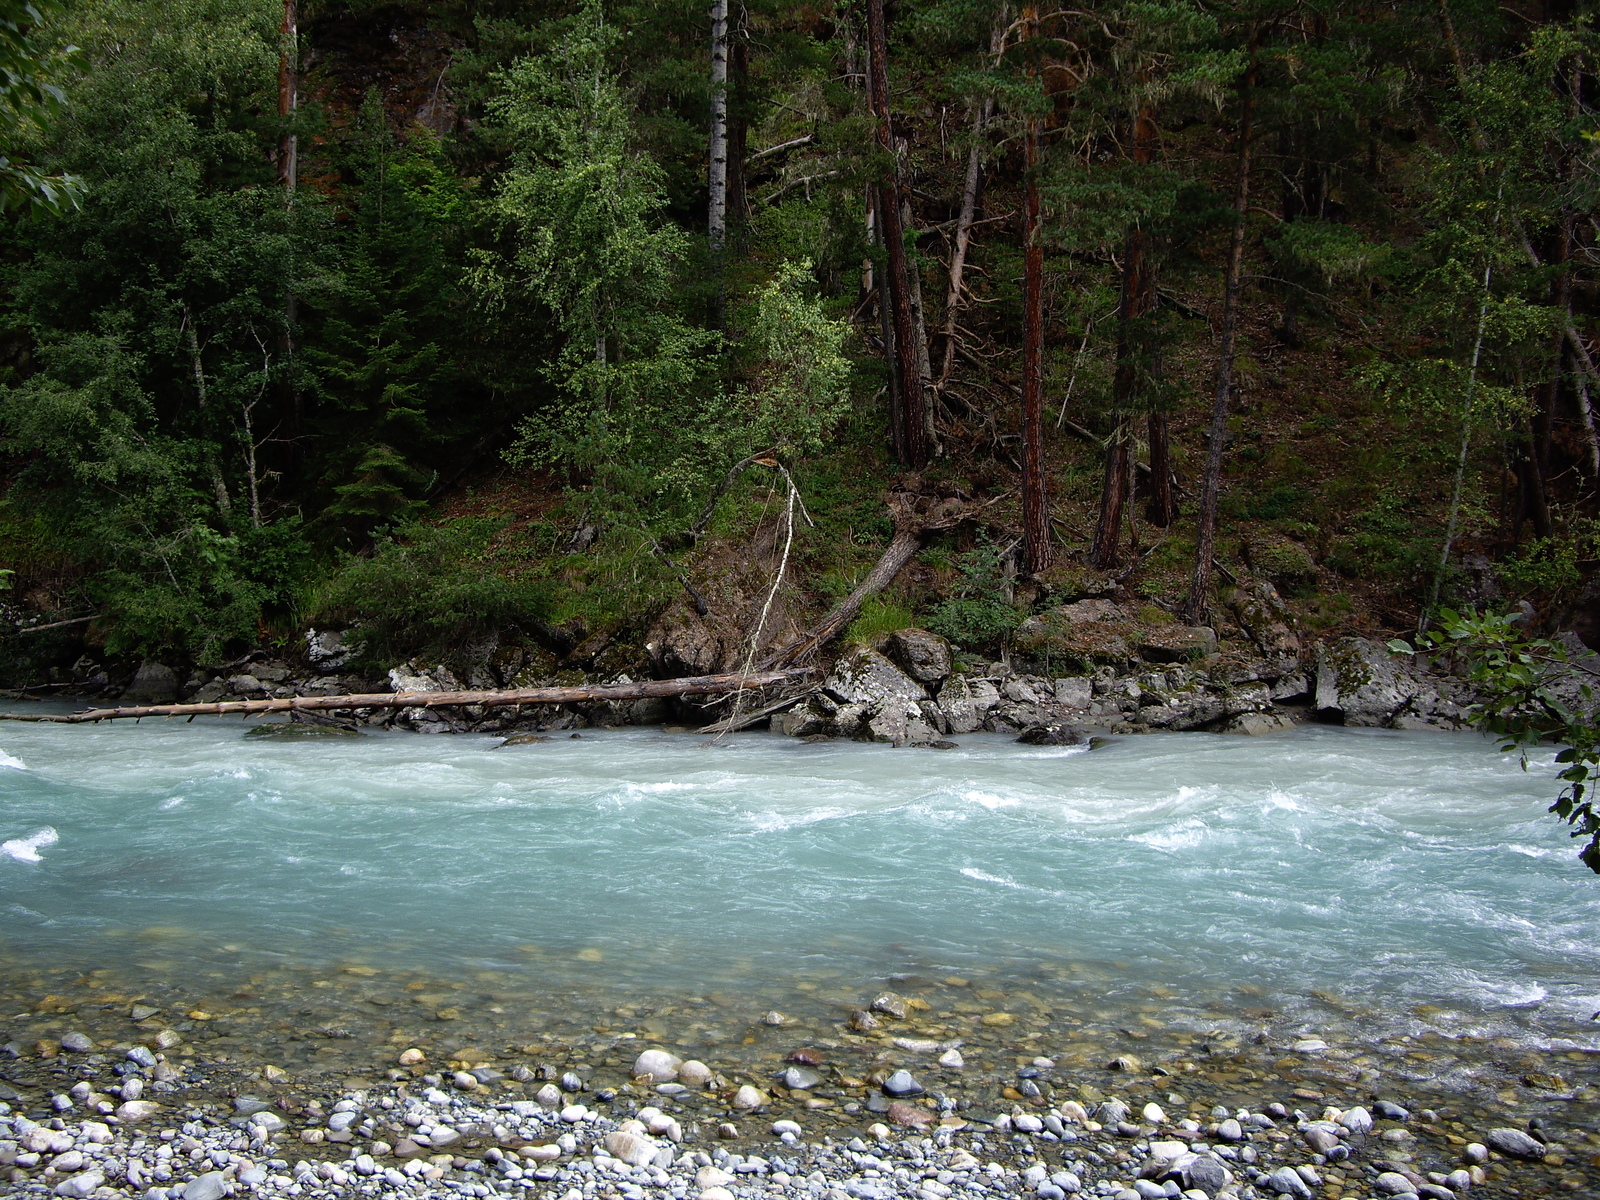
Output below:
[1390,609,1600,874]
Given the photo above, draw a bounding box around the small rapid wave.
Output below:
[2,826,58,862]
[0,748,26,770]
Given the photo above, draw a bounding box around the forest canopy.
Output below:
[0,0,1596,677]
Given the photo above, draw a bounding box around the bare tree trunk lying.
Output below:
[762,491,970,667]
[0,671,806,725]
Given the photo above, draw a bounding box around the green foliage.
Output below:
[0,0,83,215]
[844,596,914,646]
[1391,610,1600,874]
[925,542,1019,649]
[315,518,551,661]
[480,0,718,508]
[1496,522,1600,596]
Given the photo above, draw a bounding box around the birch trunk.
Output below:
[708,0,729,262]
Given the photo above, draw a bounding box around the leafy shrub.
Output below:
[925,543,1019,650]
[315,518,551,661]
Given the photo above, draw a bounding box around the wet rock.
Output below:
[938,1048,964,1069]
[125,661,179,705]
[678,1060,713,1088]
[886,1100,933,1129]
[849,1010,879,1032]
[882,1069,923,1097]
[633,1049,682,1083]
[1216,1119,1243,1143]
[888,629,953,684]
[1463,1143,1488,1164]
[1016,725,1083,746]
[498,733,553,747]
[1372,1100,1410,1121]
[1222,711,1297,735]
[779,1066,821,1090]
[535,1083,562,1107]
[129,1005,159,1023]
[762,1010,786,1026]
[1485,1128,1545,1159]
[58,1032,91,1052]
[732,1085,767,1110]
[397,1047,424,1066]
[115,1100,159,1123]
[870,991,907,1018]
[1376,1172,1417,1195]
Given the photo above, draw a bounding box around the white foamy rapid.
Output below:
[0,718,1596,1045]
[0,748,26,770]
[2,826,58,862]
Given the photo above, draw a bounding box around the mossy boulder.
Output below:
[1244,534,1317,594]
[1013,600,1137,670]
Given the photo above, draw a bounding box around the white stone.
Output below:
[603,1131,659,1168]
[632,1049,683,1084]
[115,1100,160,1124]
[771,1119,803,1137]
[1143,1103,1167,1123]
[696,1167,735,1188]
[938,1048,964,1069]
[182,1171,229,1200]
[52,1170,105,1199]
[731,1085,766,1110]
[678,1060,713,1088]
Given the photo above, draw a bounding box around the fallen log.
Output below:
[760,489,988,668]
[0,670,807,725]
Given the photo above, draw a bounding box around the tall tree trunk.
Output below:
[1147,411,1174,526]
[937,96,992,387]
[1092,101,1160,563]
[1019,2,1050,573]
[708,0,729,324]
[865,0,926,467]
[183,309,231,518]
[728,31,749,246]
[901,184,938,456]
[277,0,297,192]
[278,0,301,475]
[938,13,1006,388]
[1183,38,1257,626]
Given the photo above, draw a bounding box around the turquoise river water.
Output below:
[1,719,1598,1065]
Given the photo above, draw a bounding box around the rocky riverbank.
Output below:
[15,580,1583,745]
[2,985,1594,1200]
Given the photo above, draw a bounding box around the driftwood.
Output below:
[0,671,806,725]
[696,686,820,736]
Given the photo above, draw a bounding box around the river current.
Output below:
[2,719,1598,1069]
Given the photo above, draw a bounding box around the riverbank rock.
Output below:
[305,628,358,673]
[1228,581,1304,671]
[825,646,928,706]
[1136,625,1217,663]
[1314,638,1467,729]
[887,628,953,684]
[935,674,1000,734]
[1013,600,1136,669]
[124,660,179,705]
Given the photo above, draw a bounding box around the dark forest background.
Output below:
[2,0,1598,680]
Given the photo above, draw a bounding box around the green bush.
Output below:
[925,543,1020,650]
[315,518,551,662]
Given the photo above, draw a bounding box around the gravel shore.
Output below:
[2,1017,1591,1200]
